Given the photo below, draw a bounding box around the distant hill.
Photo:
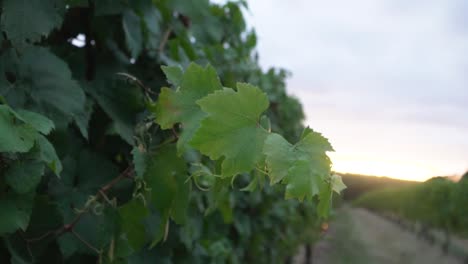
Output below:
[337,170,468,201]
[462,171,468,181]
[338,173,419,201]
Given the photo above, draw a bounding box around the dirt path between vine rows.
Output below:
[305,207,464,264]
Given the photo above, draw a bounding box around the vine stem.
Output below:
[158,26,172,54]
[152,136,178,151]
[171,126,179,140]
[255,167,269,175]
[25,230,54,243]
[115,72,156,96]
[25,167,134,244]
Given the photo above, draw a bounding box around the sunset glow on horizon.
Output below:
[328,152,447,182]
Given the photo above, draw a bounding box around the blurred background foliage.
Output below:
[0,0,325,263]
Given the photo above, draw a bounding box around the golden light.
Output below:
[328,152,440,182]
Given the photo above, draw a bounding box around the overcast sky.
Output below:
[242,0,468,180]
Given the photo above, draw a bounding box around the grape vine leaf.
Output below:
[95,0,126,16]
[168,0,224,43]
[123,10,143,59]
[0,105,62,175]
[84,78,144,145]
[144,144,191,244]
[141,3,162,50]
[119,198,149,250]
[0,105,37,153]
[5,161,45,194]
[190,83,269,176]
[36,135,63,176]
[161,65,183,86]
[263,128,334,201]
[205,178,233,223]
[8,47,86,128]
[132,146,148,179]
[1,0,64,48]
[285,160,324,200]
[144,144,190,245]
[74,100,94,140]
[331,174,346,193]
[144,145,191,247]
[317,174,346,218]
[317,180,332,218]
[16,109,54,135]
[154,63,222,154]
[0,192,34,234]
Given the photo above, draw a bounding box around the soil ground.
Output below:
[295,206,466,264]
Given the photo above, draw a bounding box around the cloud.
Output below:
[246,0,468,178]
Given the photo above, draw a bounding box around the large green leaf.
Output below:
[0,192,34,234]
[190,83,269,176]
[5,161,45,194]
[74,100,94,140]
[65,150,119,194]
[1,48,85,127]
[141,3,162,51]
[123,10,143,59]
[35,135,63,176]
[168,0,223,43]
[0,105,62,175]
[16,109,54,135]
[1,0,64,48]
[144,144,190,245]
[154,63,222,154]
[317,174,346,218]
[0,105,37,153]
[95,0,126,16]
[19,48,85,126]
[119,198,149,250]
[161,65,183,86]
[85,78,143,145]
[263,128,333,201]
